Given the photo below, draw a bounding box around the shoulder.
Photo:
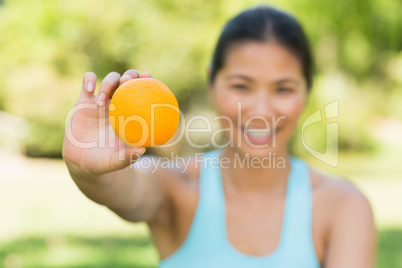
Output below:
[309,167,373,217]
[178,152,205,186]
[309,166,376,267]
[134,153,201,227]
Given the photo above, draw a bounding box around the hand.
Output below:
[62,70,152,177]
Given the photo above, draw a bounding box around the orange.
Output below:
[109,78,180,147]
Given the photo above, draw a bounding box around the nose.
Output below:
[247,90,275,120]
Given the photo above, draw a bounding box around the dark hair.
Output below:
[210,6,314,90]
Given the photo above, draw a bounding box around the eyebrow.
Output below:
[274,78,301,85]
[226,75,301,85]
[225,74,254,83]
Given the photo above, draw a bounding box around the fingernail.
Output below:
[87,81,94,92]
[122,75,131,81]
[96,93,106,106]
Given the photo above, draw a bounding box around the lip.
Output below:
[241,126,280,145]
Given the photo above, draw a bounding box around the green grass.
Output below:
[377,229,402,268]
[0,234,158,268]
[1,229,402,268]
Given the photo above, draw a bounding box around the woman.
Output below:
[63,6,376,268]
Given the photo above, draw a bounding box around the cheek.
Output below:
[275,95,306,128]
[214,90,241,120]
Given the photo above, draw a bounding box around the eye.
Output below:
[277,87,292,94]
[232,84,248,91]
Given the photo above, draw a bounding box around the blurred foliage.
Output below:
[0,234,158,267]
[0,0,401,157]
[1,229,402,267]
[25,120,65,158]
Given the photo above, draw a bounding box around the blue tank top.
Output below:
[159,150,321,268]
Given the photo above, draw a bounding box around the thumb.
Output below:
[124,146,147,164]
[110,146,147,170]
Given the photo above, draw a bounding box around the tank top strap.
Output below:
[280,156,318,263]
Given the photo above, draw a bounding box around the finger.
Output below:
[80,72,97,99]
[139,72,153,78]
[95,72,121,107]
[120,69,141,84]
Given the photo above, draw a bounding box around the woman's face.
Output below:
[209,41,308,158]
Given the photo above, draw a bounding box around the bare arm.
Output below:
[67,159,169,223]
[63,70,172,223]
[324,189,377,268]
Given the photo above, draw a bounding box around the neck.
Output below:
[220,147,291,195]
